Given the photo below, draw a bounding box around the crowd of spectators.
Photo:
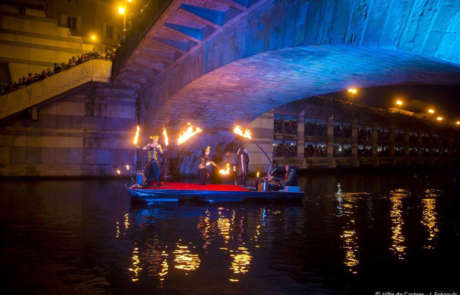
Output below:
[422,148,430,157]
[334,144,352,157]
[273,142,283,157]
[274,119,283,134]
[305,121,327,137]
[113,0,164,68]
[409,132,418,143]
[305,143,327,157]
[274,116,298,135]
[284,119,297,135]
[334,123,352,138]
[358,127,372,142]
[421,133,430,144]
[285,142,297,157]
[395,130,405,142]
[378,129,390,143]
[357,145,372,157]
[1,50,115,96]
[409,147,418,157]
[273,141,297,157]
[394,147,405,157]
[377,146,391,157]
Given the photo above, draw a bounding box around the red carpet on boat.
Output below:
[142,182,251,192]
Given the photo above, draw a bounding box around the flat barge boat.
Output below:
[128,182,304,203]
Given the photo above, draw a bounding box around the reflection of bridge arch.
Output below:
[152,46,460,130]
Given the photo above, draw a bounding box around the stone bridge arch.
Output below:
[112,0,460,134]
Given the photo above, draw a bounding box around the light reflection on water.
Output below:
[336,184,360,274]
[389,189,409,260]
[1,170,459,294]
[421,189,440,250]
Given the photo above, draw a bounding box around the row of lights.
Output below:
[347,88,460,126]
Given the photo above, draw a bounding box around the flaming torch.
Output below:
[133,125,140,171]
[133,125,140,145]
[163,125,169,146]
[233,126,252,139]
[178,122,203,145]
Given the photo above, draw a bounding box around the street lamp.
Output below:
[348,88,357,103]
[91,34,97,41]
[396,100,403,106]
[119,0,133,37]
[456,121,460,125]
[436,116,443,121]
[428,109,435,114]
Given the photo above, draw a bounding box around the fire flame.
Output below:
[233,126,252,139]
[133,125,140,145]
[163,127,169,146]
[219,163,231,175]
[178,122,203,145]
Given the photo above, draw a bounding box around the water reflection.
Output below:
[129,246,142,282]
[336,184,360,274]
[173,242,200,272]
[197,208,215,249]
[421,189,440,250]
[389,189,409,260]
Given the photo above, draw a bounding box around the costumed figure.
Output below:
[284,165,298,186]
[140,135,165,188]
[198,146,217,185]
[237,147,250,185]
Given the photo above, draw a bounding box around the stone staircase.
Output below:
[0,59,112,120]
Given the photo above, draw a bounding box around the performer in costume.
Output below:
[284,165,298,186]
[237,147,250,185]
[139,135,165,188]
[198,146,216,185]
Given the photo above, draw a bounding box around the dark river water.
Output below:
[1,169,460,295]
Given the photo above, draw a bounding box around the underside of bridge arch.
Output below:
[150,45,460,135]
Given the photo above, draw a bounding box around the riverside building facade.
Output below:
[245,96,460,173]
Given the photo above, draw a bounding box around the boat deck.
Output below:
[128,182,304,203]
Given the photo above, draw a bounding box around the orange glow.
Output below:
[133,125,140,145]
[348,88,357,94]
[163,127,169,146]
[118,6,125,15]
[91,34,96,40]
[396,100,403,106]
[256,172,260,178]
[428,109,435,114]
[456,121,460,125]
[233,126,252,139]
[178,122,202,145]
[117,169,121,174]
[437,117,443,121]
[219,163,230,175]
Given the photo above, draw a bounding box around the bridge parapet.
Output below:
[0,59,112,121]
